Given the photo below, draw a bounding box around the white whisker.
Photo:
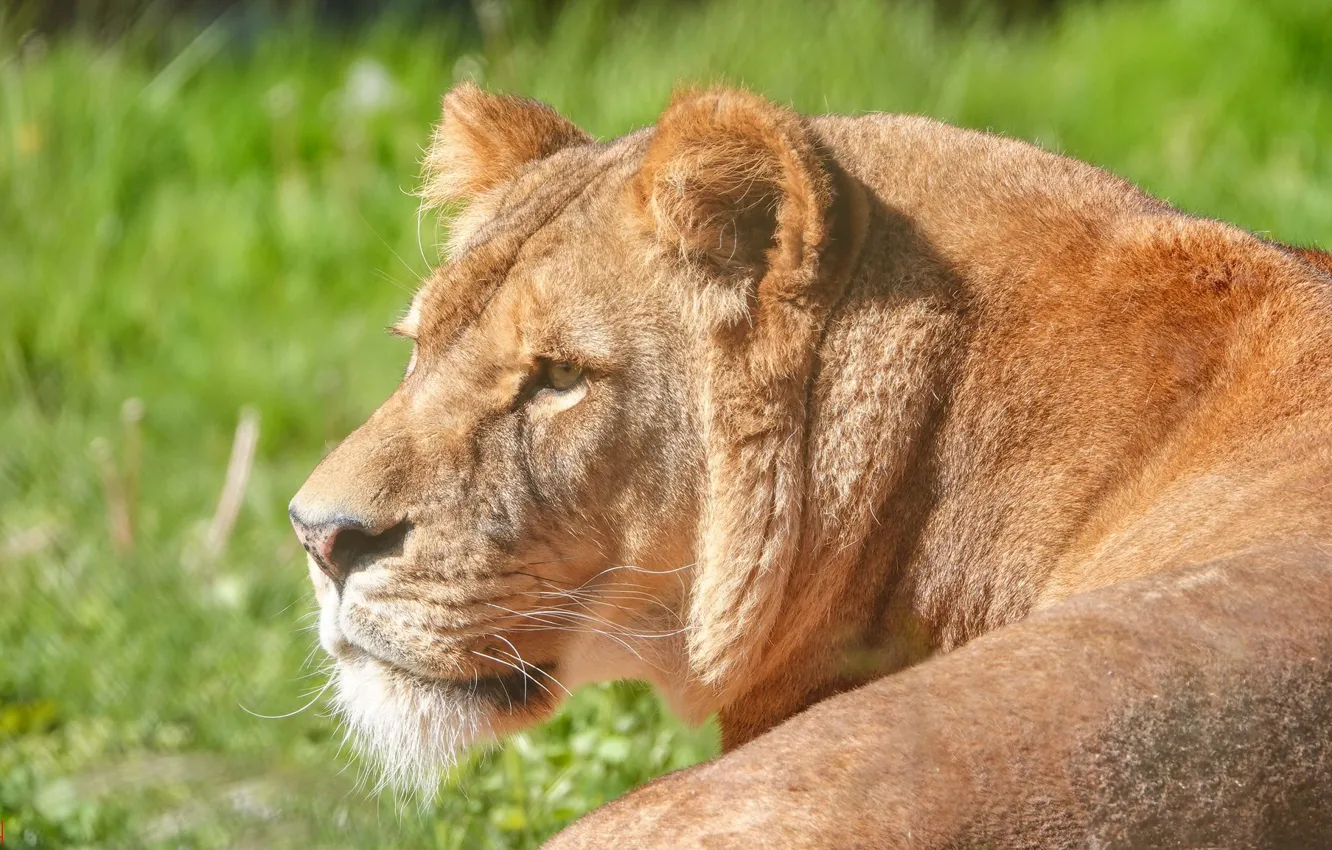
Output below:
[491,634,573,699]
[238,674,334,720]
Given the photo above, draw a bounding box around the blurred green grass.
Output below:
[1,0,1329,846]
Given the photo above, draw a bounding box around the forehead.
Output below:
[404,139,645,348]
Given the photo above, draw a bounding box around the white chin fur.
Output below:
[332,655,491,798]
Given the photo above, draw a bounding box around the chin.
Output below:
[331,652,564,797]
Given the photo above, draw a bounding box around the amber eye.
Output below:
[547,360,583,391]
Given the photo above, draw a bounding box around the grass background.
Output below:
[2,0,1329,846]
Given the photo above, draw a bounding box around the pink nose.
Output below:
[287,504,408,585]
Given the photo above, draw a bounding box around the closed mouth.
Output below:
[356,649,560,712]
[468,664,561,709]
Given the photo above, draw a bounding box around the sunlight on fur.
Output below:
[332,657,491,798]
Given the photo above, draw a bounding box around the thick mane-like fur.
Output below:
[632,89,866,700]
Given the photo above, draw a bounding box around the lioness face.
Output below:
[292,84,860,788]
[289,137,706,790]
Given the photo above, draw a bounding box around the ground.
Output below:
[2,0,1329,846]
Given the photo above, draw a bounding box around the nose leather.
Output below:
[289,504,361,585]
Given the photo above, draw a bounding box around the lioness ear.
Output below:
[421,82,591,208]
[636,88,866,701]
[634,87,833,282]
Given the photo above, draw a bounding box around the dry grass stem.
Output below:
[205,406,262,560]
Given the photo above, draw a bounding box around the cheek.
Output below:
[528,384,617,484]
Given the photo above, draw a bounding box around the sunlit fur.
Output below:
[331,653,489,797]
[290,83,1332,818]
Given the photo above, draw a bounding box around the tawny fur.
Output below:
[290,85,1332,845]
[549,550,1332,849]
[421,82,591,208]
[634,88,852,697]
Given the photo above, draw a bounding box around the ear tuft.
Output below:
[634,87,833,278]
[421,83,591,209]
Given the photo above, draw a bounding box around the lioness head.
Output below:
[289,84,865,790]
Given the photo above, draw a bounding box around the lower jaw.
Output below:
[359,652,562,717]
[468,664,563,719]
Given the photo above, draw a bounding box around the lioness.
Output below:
[289,84,1332,845]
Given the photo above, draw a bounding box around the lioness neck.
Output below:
[715,114,1332,748]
